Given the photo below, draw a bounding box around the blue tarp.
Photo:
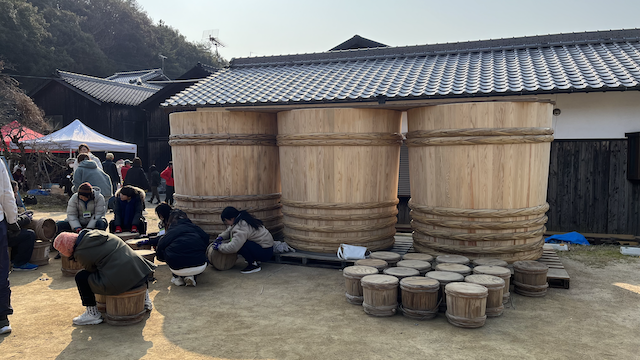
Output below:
[545,231,590,245]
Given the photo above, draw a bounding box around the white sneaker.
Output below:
[171,277,185,286]
[72,307,103,326]
[184,275,196,287]
[0,325,11,335]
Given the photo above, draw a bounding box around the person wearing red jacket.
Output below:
[120,160,132,181]
[160,161,174,205]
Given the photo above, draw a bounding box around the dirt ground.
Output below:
[1,200,640,360]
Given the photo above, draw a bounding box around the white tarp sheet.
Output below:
[26,119,137,154]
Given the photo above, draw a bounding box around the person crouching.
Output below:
[109,185,147,234]
[53,230,156,325]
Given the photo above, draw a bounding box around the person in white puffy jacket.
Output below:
[0,159,19,335]
[57,182,107,233]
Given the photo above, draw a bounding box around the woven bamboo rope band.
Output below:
[410,210,548,230]
[413,236,544,255]
[363,303,397,316]
[345,293,363,303]
[399,304,438,320]
[190,214,283,225]
[445,312,486,328]
[405,127,554,146]
[408,200,549,218]
[277,132,403,146]
[283,218,397,233]
[513,281,549,291]
[412,222,546,241]
[175,203,282,214]
[168,133,276,146]
[283,208,398,221]
[284,231,396,245]
[282,198,399,210]
[174,193,281,202]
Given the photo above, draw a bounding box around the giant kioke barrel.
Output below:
[406,102,553,262]
[277,108,402,253]
[169,109,282,238]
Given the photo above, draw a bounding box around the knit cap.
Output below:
[78,182,93,197]
[54,232,79,258]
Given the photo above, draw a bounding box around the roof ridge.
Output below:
[58,70,158,92]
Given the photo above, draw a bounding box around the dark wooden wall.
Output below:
[547,139,640,236]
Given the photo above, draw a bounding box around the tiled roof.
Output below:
[106,69,169,90]
[58,70,161,106]
[329,35,388,51]
[163,29,640,107]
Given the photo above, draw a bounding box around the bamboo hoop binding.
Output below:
[169,109,282,239]
[278,108,402,253]
[407,102,553,263]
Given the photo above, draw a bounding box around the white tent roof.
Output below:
[27,119,137,154]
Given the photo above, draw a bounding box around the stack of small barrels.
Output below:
[28,218,57,267]
[343,251,549,328]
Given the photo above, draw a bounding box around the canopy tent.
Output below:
[26,119,137,154]
[1,121,50,152]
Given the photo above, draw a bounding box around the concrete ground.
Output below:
[1,202,639,359]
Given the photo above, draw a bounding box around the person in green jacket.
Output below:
[53,230,156,325]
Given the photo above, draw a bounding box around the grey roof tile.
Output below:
[58,71,161,106]
[164,30,640,107]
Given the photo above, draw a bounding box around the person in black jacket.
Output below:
[102,153,121,194]
[109,185,146,234]
[139,204,209,287]
[123,157,149,192]
[148,165,161,204]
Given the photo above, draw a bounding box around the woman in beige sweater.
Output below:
[213,207,274,274]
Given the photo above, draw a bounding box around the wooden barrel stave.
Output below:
[30,240,51,266]
[104,286,147,326]
[61,255,84,277]
[206,243,238,271]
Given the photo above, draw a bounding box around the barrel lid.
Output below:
[400,276,439,289]
[465,274,505,287]
[355,259,388,268]
[343,265,379,277]
[383,267,420,278]
[361,274,399,286]
[370,251,401,262]
[426,271,464,282]
[134,249,155,256]
[472,258,508,267]
[436,254,470,265]
[396,260,431,271]
[435,263,471,273]
[473,265,510,277]
[513,260,549,272]
[402,253,434,262]
[445,282,488,296]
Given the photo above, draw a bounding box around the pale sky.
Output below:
[135,0,640,61]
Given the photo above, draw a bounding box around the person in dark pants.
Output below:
[56,182,107,233]
[160,161,174,205]
[102,153,120,209]
[148,165,161,204]
[53,230,156,325]
[109,185,147,234]
[123,157,149,192]
[1,160,20,335]
[213,206,274,274]
[7,181,37,271]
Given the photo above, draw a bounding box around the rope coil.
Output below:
[169,133,276,146]
[412,236,544,255]
[174,193,281,202]
[277,132,403,146]
[282,208,398,221]
[412,222,546,241]
[283,218,397,233]
[405,127,554,147]
[282,198,399,210]
[410,210,548,230]
[408,200,549,218]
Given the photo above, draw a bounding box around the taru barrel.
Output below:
[277,108,402,253]
[407,102,553,262]
[169,109,282,239]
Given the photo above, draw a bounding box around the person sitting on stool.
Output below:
[212,207,274,274]
[109,185,146,234]
[53,230,156,325]
[7,181,37,271]
[57,182,107,234]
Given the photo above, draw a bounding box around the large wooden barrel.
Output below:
[26,218,57,241]
[406,102,553,262]
[277,108,402,253]
[169,109,282,238]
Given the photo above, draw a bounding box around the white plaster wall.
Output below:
[539,91,640,139]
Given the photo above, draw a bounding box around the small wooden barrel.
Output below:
[396,260,431,275]
[426,271,465,312]
[343,266,379,305]
[126,239,151,250]
[436,255,470,265]
[361,274,399,317]
[435,263,471,276]
[513,260,549,297]
[207,243,238,271]
[26,218,57,241]
[116,232,140,241]
[95,294,107,314]
[472,258,509,267]
[104,285,147,325]
[465,274,505,317]
[370,251,401,267]
[61,255,84,277]
[474,265,512,303]
[383,267,420,280]
[30,240,51,266]
[402,253,434,263]
[399,277,440,320]
[134,250,156,263]
[355,259,388,273]
[445,282,488,328]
